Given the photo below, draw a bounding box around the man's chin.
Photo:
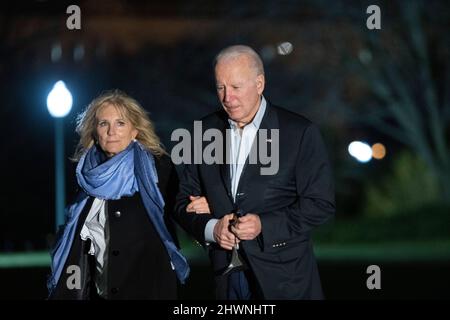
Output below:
[228,116,243,124]
[225,110,242,120]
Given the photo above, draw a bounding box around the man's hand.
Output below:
[231,213,262,241]
[213,213,240,250]
[186,195,211,214]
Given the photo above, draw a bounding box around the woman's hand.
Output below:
[186,195,211,214]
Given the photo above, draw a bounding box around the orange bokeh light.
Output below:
[372,143,386,160]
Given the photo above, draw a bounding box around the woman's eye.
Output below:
[117,121,125,126]
[98,122,107,127]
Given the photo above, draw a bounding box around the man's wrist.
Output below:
[204,218,219,243]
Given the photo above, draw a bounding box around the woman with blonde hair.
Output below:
[48,90,189,299]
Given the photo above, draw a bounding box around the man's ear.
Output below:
[256,74,265,95]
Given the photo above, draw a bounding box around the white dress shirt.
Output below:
[204,97,267,242]
[80,198,108,298]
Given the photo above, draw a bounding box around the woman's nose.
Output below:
[107,125,116,135]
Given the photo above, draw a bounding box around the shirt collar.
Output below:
[228,96,267,130]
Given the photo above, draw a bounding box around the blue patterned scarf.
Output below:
[48,141,190,293]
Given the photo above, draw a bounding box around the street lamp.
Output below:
[47,81,73,231]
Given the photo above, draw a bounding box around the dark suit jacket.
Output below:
[175,103,335,300]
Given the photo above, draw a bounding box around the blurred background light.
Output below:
[277,41,293,55]
[372,142,386,160]
[73,43,85,62]
[50,42,62,62]
[348,141,373,163]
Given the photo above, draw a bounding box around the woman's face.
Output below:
[95,103,138,157]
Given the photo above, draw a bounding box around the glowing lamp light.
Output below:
[348,141,373,163]
[47,81,73,118]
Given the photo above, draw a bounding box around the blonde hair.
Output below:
[72,89,166,161]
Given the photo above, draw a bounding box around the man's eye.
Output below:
[216,86,224,91]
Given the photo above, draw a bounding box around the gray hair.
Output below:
[214,45,264,76]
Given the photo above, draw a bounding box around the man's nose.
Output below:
[223,88,231,103]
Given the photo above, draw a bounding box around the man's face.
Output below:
[215,55,265,128]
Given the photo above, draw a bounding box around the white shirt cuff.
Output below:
[204,219,219,243]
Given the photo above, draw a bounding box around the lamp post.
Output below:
[47,81,73,231]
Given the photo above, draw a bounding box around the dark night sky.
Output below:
[1,0,448,251]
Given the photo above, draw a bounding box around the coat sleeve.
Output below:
[258,123,335,246]
[173,162,212,244]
